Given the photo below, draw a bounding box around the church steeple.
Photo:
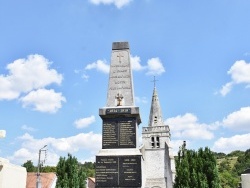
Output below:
[148,85,164,127]
[142,78,174,188]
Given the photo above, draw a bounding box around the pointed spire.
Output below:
[148,84,164,127]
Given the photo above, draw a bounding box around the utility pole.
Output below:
[36,145,47,188]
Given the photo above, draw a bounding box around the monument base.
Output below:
[144,178,167,188]
[96,149,142,188]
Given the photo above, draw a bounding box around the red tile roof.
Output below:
[26,172,56,188]
[87,177,95,188]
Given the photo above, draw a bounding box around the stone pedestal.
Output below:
[96,107,142,188]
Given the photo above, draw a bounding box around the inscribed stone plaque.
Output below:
[119,156,142,187]
[106,108,131,114]
[95,155,141,187]
[95,156,118,187]
[102,117,136,149]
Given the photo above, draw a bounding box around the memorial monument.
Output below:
[95,42,142,188]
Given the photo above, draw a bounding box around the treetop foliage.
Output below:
[56,153,86,188]
[22,160,36,172]
[174,145,221,188]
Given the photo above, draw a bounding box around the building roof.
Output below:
[26,172,56,188]
[88,177,95,182]
[87,177,95,188]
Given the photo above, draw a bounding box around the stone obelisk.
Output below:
[95,42,142,188]
[106,42,134,107]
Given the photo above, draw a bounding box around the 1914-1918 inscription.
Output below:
[102,117,136,149]
[106,108,131,114]
[95,156,141,188]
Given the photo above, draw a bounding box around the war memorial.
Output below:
[95,42,174,188]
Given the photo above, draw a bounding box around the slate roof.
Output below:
[148,87,164,127]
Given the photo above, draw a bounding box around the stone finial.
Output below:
[112,42,129,50]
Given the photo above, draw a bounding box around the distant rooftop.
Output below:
[26,172,57,188]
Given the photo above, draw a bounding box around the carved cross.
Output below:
[117,53,124,63]
[115,93,123,106]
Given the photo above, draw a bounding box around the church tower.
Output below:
[142,82,174,188]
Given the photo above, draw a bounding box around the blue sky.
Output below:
[0,0,250,166]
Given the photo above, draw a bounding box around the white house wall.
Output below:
[0,158,27,188]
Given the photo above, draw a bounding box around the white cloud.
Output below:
[51,132,101,152]
[135,96,147,104]
[0,130,6,138]
[82,73,89,81]
[146,57,165,76]
[165,113,214,140]
[85,59,110,74]
[219,82,233,96]
[229,60,250,84]
[0,54,63,100]
[80,156,96,163]
[74,115,96,129]
[85,55,145,74]
[9,132,102,165]
[11,148,33,161]
[89,0,132,8]
[84,56,166,77]
[9,147,59,166]
[131,55,145,71]
[170,140,186,156]
[20,89,66,113]
[212,133,250,153]
[0,54,65,113]
[222,107,250,132]
[19,133,34,140]
[0,76,19,100]
[21,125,36,132]
[219,60,250,96]
[74,69,89,81]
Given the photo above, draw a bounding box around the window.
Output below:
[154,116,157,124]
[151,136,155,148]
[151,136,160,148]
[156,136,160,148]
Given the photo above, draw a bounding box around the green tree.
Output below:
[174,144,220,188]
[82,162,95,177]
[233,149,250,176]
[22,160,36,172]
[219,171,238,188]
[56,153,86,188]
[41,166,57,172]
[213,152,226,159]
[215,149,250,187]
[227,150,244,158]
[218,160,231,173]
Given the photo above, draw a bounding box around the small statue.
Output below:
[116,93,123,106]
